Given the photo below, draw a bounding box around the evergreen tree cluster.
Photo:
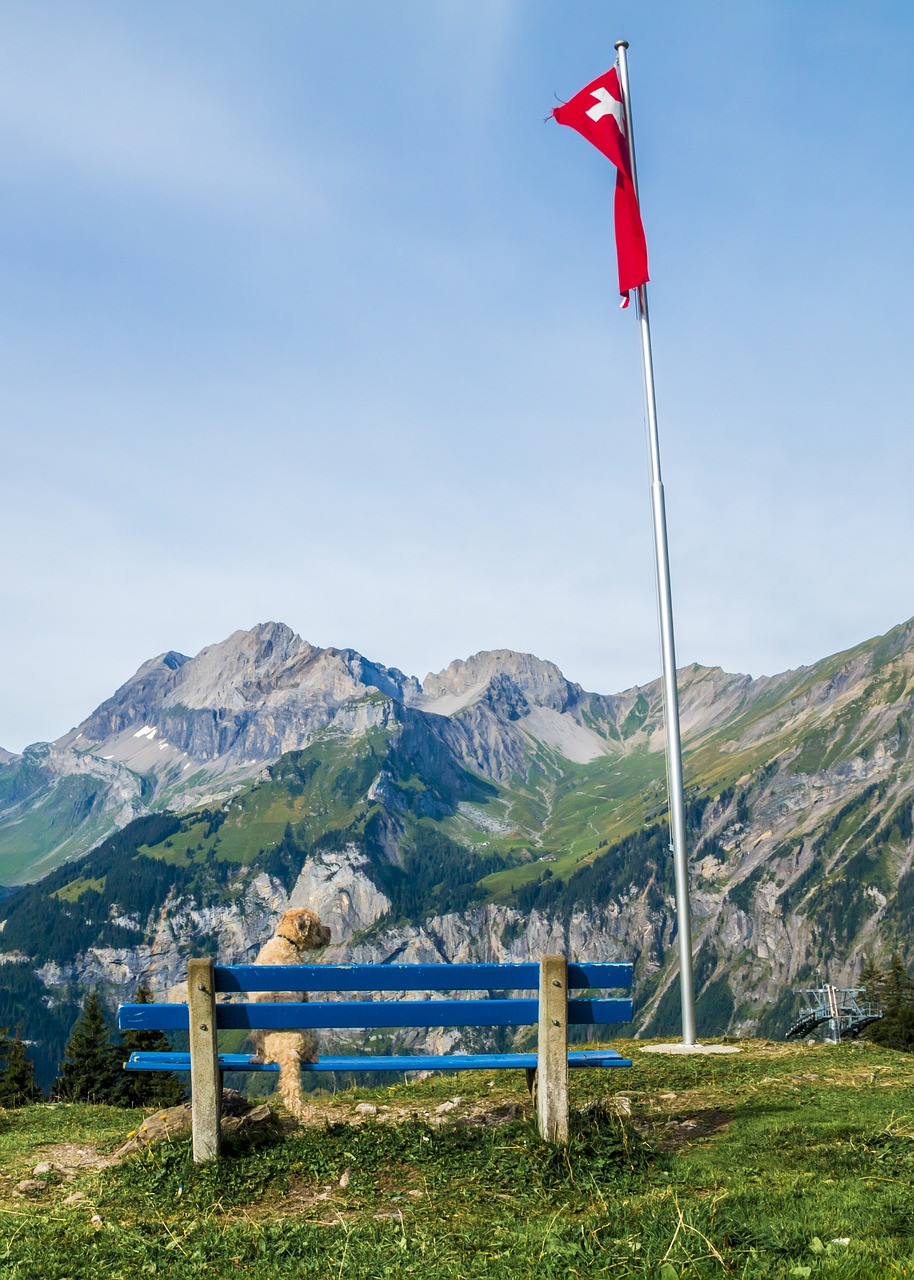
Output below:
[55,984,185,1107]
[0,1028,42,1106]
[0,961,81,1094]
[861,954,914,1053]
[368,819,510,920]
[0,982,187,1107]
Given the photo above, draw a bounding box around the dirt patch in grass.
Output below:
[36,1142,117,1171]
[650,1107,733,1150]
[270,1174,355,1221]
[261,1163,428,1226]
[275,1090,533,1134]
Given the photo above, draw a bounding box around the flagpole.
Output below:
[614,39,697,1045]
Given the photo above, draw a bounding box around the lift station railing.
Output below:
[786,984,882,1043]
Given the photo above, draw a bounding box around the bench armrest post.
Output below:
[188,957,221,1163]
[536,953,569,1144]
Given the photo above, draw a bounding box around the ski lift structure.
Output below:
[786,980,882,1044]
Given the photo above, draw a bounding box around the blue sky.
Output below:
[3,1,914,751]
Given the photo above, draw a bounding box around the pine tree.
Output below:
[864,954,914,1054]
[0,1030,43,1106]
[120,984,185,1108]
[860,955,882,1001]
[881,953,914,1017]
[55,989,128,1104]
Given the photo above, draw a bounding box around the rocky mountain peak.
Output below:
[50,624,426,799]
[332,650,422,705]
[72,648,192,743]
[164,622,314,711]
[161,651,189,672]
[420,649,579,716]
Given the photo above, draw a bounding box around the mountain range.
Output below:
[1,618,912,1088]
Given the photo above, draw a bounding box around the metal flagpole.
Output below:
[614,39,697,1045]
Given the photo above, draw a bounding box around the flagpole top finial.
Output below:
[614,39,629,50]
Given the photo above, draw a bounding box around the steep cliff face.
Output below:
[23,841,667,1078]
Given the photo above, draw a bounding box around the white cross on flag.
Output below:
[552,66,649,305]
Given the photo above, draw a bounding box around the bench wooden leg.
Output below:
[536,954,569,1144]
[188,957,221,1163]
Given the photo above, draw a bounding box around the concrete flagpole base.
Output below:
[639,1043,741,1056]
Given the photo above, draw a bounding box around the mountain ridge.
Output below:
[5,616,913,889]
[0,621,692,882]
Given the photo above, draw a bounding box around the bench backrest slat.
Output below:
[119,995,634,1032]
[212,961,632,993]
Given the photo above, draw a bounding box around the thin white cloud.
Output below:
[0,16,323,223]
[426,0,522,115]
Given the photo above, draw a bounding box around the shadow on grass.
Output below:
[97,1105,659,1217]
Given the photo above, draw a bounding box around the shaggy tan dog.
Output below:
[249,907,331,1123]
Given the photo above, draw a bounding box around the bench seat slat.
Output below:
[212,962,633,993]
[125,1050,633,1073]
[118,996,633,1032]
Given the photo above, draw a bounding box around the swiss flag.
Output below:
[553,67,649,306]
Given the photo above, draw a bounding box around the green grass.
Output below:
[51,876,107,903]
[138,789,314,868]
[0,775,117,885]
[480,750,669,897]
[3,1040,914,1278]
[138,728,407,872]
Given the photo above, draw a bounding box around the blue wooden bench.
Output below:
[118,954,633,1160]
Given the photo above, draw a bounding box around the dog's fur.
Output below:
[249,907,331,1123]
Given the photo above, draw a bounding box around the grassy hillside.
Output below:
[3,1039,913,1278]
[0,769,122,885]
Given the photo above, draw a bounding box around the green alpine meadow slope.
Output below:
[2,619,914,1088]
[0,750,143,884]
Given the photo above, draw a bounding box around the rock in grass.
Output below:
[113,1104,194,1157]
[113,1098,275,1159]
[223,1104,274,1133]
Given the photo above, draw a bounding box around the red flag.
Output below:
[552,66,649,307]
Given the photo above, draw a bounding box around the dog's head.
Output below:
[275,907,332,951]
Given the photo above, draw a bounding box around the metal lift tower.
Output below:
[786,983,883,1044]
